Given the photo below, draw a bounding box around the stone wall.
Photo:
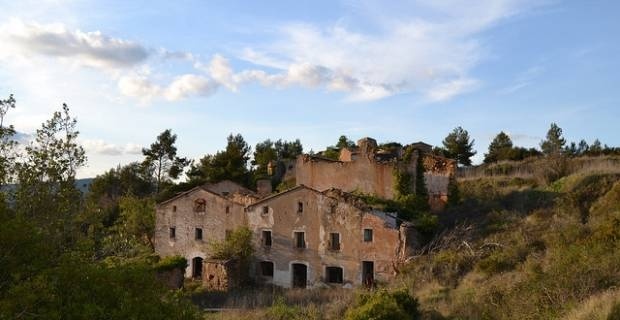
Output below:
[154,187,247,277]
[246,186,403,288]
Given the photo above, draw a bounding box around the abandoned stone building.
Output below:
[154,137,455,289]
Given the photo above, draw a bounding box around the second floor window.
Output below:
[262,230,272,247]
[294,232,306,249]
[329,233,340,251]
[364,229,373,242]
[169,227,176,239]
[194,199,206,212]
[195,228,203,240]
[297,201,303,213]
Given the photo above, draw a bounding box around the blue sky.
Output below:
[0,0,618,177]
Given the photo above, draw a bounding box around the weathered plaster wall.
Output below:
[154,188,247,277]
[246,187,401,288]
[295,155,401,200]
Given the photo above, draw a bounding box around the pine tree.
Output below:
[540,123,566,155]
[484,131,514,163]
[442,126,477,166]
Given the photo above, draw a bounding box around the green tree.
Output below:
[484,131,514,163]
[540,123,566,155]
[142,129,189,193]
[322,135,355,160]
[15,103,86,249]
[0,94,17,188]
[187,133,251,186]
[588,139,603,156]
[442,126,477,166]
[118,195,156,250]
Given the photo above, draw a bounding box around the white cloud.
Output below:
[426,78,479,102]
[118,73,217,102]
[81,139,142,156]
[0,18,148,69]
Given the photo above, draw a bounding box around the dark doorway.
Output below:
[292,263,307,288]
[192,257,203,279]
[362,261,374,288]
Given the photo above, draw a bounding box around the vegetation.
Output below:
[439,126,477,166]
[142,129,190,193]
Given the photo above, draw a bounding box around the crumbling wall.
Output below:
[203,260,238,291]
[295,155,398,199]
[154,188,247,277]
[246,187,402,288]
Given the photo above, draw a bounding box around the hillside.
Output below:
[201,156,620,319]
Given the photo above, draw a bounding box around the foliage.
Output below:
[209,226,254,261]
[252,138,302,185]
[321,135,355,160]
[14,103,86,250]
[345,289,420,320]
[142,129,190,193]
[0,94,17,187]
[484,131,514,163]
[154,255,188,272]
[187,133,251,187]
[540,122,566,156]
[442,126,476,166]
[118,195,156,249]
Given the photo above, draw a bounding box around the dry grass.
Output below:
[563,288,620,320]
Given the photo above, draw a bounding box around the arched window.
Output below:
[193,198,206,212]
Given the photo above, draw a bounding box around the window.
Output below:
[329,204,336,214]
[172,205,177,212]
[222,191,230,196]
[225,230,232,240]
[195,228,203,240]
[225,206,230,214]
[262,230,272,247]
[326,267,343,284]
[260,261,274,277]
[297,201,303,213]
[262,206,269,214]
[364,229,373,242]
[194,199,206,212]
[169,227,176,239]
[294,232,306,249]
[329,233,340,251]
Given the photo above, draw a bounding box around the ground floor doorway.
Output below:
[192,257,203,279]
[292,263,307,288]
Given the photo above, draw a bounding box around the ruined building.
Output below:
[154,137,455,289]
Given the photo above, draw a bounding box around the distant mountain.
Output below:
[1,178,94,196]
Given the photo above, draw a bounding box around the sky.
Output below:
[0,0,618,178]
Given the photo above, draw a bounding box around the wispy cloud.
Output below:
[0,1,543,104]
[498,66,544,95]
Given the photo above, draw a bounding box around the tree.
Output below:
[484,131,513,163]
[0,94,17,188]
[322,135,355,160]
[142,129,189,193]
[540,123,566,155]
[442,127,477,166]
[15,103,86,249]
[187,133,251,186]
[589,139,603,156]
[118,195,156,250]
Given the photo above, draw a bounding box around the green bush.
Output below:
[154,255,188,272]
[345,289,420,320]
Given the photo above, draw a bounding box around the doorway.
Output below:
[362,261,374,287]
[192,257,203,279]
[292,263,307,288]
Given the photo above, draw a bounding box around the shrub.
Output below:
[345,289,420,320]
[154,255,188,272]
[608,303,620,320]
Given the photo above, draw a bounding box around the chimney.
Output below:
[256,179,273,197]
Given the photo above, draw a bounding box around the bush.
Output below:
[608,303,620,320]
[154,255,188,272]
[345,289,420,320]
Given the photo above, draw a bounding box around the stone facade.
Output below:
[154,137,456,288]
[246,185,404,288]
[154,181,250,277]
